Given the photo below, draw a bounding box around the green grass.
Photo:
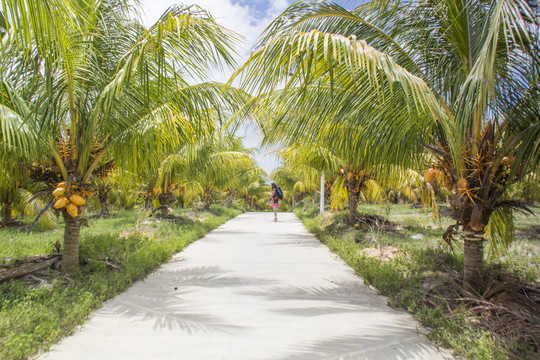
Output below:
[295,203,539,360]
[0,205,242,360]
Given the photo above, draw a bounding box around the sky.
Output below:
[137,0,359,176]
[139,1,289,58]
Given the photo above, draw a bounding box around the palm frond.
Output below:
[15,187,56,230]
[484,206,515,256]
[330,176,347,210]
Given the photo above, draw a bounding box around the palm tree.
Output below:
[169,133,257,209]
[235,0,539,290]
[0,161,21,226]
[91,160,115,218]
[275,142,391,222]
[225,163,267,208]
[1,0,240,272]
[0,17,43,227]
[270,164,319,207]
[149,87,249,217]
[230,164,269,211]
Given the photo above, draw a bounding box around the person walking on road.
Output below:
[269,182,279,222]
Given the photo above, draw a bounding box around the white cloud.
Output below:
[138,0,289,60]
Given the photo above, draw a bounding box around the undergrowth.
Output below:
[295,204,539,360]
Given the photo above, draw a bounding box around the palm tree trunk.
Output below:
[144,196,152,210]
[347,189,358,225]
[226,189,235,207]
[62,211,80,273]
[463,229,484,292]
[179,196,184,209]
[245,195,249,210]
[325,180,332,203]
[158,192,171,218]
[346,179,359,225]
[99,190,109,217]
[2,202,13,225]
[204,187,212,209]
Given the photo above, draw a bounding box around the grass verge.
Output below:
[0,205,242,360]
[295,203,539,360]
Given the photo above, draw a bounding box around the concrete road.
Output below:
[40,212,452,360]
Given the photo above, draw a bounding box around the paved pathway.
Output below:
[40,212,452,360]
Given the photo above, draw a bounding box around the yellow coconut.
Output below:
[69,194,86,206]
[347,172,354,181]
[456,178,469,192]
[52,187,66,197]
[424,168,436,183]
[444,178,453,191]
[66,203,78,218]
[469,207,484,231]
[54,197,68,209]
[57,182,67,188]
[435,170,446,181]
[170,184,176,190]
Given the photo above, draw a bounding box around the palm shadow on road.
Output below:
[99,265,276,334]
[275,333,447,360]
[239,279,447,359]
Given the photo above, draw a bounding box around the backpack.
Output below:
[276,185,283,199]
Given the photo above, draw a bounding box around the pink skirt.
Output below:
[270,203,278,208]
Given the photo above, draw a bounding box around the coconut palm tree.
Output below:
[275,142,392,222]
[237,170,268,210]
[0,160,21,226]
[148,88,250,216]
[166,133,257,210]
[270,165,319,207]
[148,123,260,215]
[224,163,267,208]
[235,0,539,290]
[91,160,115,218]
[1,0,241,272]
[0,16,44,227]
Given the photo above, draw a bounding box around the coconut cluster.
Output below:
[52,181,86,217]
[143,184,177,198]
[423,168,468,193]
[339,168,365,181]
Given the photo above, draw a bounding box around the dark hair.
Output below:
[271,182,277,189]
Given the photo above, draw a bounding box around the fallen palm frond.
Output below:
[457,272,540,357]
[426,270,540,358]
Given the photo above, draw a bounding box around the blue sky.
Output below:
[139,0,361,176]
